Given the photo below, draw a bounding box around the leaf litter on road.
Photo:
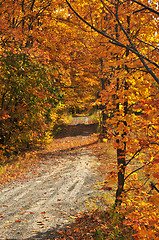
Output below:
[0,118,117,239]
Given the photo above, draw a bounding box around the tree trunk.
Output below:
[115,143,126,205]
[115,16,129,205]
[99,57,107,141]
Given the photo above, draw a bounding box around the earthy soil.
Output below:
[0,116,114,240]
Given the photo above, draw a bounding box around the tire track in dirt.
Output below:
[0,117,106,239]
[0,140,103,239]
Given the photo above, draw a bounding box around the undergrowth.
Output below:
[57,208,135,240]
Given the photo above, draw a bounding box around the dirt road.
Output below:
[0,117,104,240]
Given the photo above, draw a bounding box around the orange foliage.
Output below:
[0,0,158,238]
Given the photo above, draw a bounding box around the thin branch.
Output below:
[126,147,143,166]
[149,142,159,146]
[53,17,88,32]
[100,0,114,16]
[89,4,94,29]
[133,7,146,14]
[124,177,149,193]
[115,1,159,83]
[66,0,125,45]
[150,182,159,193]
[30,0,36,11]
[124,163,150,181]
[135,36,159,50]
[131,0,159,16]
[115,0,135,48]
[66,0,159,85]
[116,1,157,52]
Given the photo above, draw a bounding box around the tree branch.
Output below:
[133,7,146,14]
[134,36,159,50]
[131,0,159,16]
[30,0,36,11]
[150,182,159,193]
[124,163,150,181]
[126,147,143,166]
[149,142,159,146]
[66,0,159,85]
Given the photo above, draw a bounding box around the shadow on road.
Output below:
[55,123,98,139]
[25,227,64,240]
[7,227,63,240]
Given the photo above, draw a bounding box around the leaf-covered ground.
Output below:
[0,116,134,239]
[0,117,107,239]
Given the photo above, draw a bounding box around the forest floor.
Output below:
[0,116,117,240]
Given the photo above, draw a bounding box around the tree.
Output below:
[0,0,102,158]
[0,0,158,237]
[66,0,159,84]
[0,51,64,157]
[65,0,159,237]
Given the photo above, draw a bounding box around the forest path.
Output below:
[0,116,106,240]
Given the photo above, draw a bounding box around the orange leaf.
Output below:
[41,211,46,214]
[15,220,21,223]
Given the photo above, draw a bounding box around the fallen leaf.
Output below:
[41,211,46,214]
[37,221,44,225]
[20,212,25,215]
[101,186,112,190]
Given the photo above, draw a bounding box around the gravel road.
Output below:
[0,146,101,240]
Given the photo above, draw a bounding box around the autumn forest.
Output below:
[0,0,159,239]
